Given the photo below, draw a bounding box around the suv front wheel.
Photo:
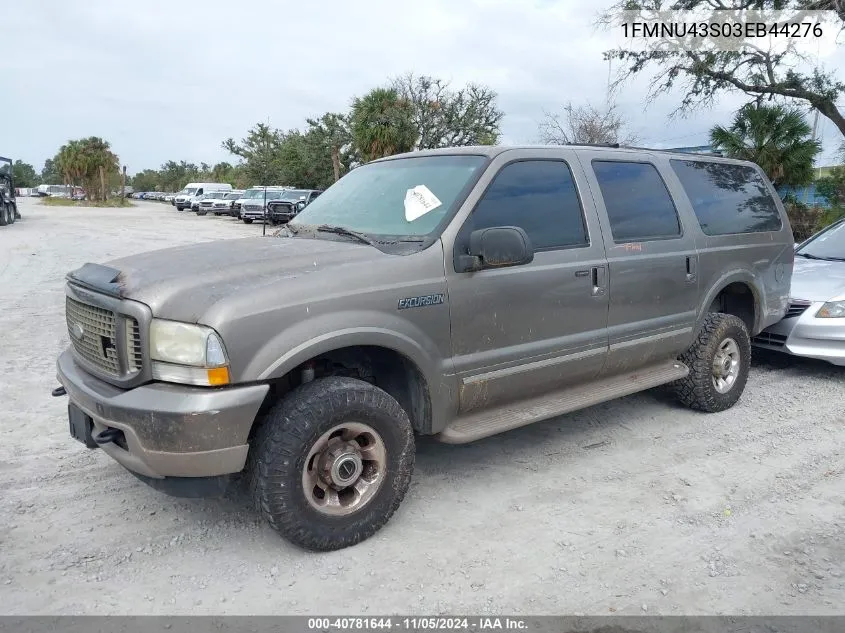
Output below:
[674,313,751,413]
[249,376,415,551]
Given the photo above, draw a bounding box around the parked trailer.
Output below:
[0,156,20,226]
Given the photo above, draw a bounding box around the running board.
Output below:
[436,360,689,444]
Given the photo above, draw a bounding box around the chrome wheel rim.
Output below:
[712,337,740,394]
[301,422,387,516]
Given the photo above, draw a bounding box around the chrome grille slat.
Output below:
[785,300,812,319]
[66,296,142,378]
[126,320,143,371]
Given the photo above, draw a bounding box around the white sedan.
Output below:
[753,218,845,366]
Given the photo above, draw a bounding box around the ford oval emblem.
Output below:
[70,322,85,340]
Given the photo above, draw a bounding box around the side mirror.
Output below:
[296,201,306,211]
[457,226,534,273]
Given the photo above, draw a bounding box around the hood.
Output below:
[790,257,845,302]
[73,237,391,323]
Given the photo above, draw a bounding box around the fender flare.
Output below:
[697,269,763,334]
[244,312,457,434]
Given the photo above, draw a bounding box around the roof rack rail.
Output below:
[559,143,725,157]
[565,142,620,148]
[619,145,726,157]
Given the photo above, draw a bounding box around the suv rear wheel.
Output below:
[674,313,751,412]
[249,376,415,551]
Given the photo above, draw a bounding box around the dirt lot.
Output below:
[1,198,843,615]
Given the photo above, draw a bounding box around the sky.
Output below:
[4,0,844,176]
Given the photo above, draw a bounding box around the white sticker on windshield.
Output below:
[404,185,442,222]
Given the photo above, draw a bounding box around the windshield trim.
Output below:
[289,153,491,252]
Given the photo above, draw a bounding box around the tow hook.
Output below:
[94,428,123,446]
[51,386,67,397]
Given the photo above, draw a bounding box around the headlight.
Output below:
[816,301,845,318]
[149,319,230,386]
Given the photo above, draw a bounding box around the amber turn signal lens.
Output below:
[206,367,230,386]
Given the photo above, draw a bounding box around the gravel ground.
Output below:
[1,198,844,615]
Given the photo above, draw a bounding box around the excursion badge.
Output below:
[397,293,445,310]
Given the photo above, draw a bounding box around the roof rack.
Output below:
[557,143,725,157]
[565,142,620,148]
[620,145,725,157]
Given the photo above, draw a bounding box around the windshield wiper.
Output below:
[797,252,844,261]
[316,224,376,246]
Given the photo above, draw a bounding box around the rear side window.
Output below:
[670,160,783,235]
[591,161,681,242]
[466,160,588,250]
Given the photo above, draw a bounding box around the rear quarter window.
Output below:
[669,160,783,235]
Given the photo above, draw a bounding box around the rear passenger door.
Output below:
[579,152,700,373]
[445,150,610,413]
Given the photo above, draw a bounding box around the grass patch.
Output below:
[41,197,134,208]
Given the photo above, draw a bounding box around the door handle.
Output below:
[591,266,607,296]
[685,256,697,283]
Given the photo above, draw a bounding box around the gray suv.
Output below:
[54,145,793,551]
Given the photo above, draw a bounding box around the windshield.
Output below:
[182,188,197,196]
[280,190,308,201]
[205,192,226,199]
[290,155,487,237]
[246,190,285,202]
[797,220,845,260]
[244,188,282,199]
[224,193,240,200]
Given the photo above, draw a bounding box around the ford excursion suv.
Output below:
[55,145,793,551]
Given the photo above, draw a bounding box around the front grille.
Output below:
[200,201,213,207]
[752,332,788,348]
[66,296,141,377]
[785,300,812,319]
[243,203,262,212]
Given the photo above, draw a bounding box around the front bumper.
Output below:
[241,207,266,220]
[269,210,295,223]
[57,349,269,478]
[752,301,845,366]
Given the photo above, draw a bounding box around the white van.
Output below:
[173,182,233,211]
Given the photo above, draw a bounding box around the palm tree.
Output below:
[56,140,86,188]
[710,104,821,188]
[55,138,119,200]
[350,88,417,163]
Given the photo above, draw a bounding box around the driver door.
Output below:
[444,149,610,413]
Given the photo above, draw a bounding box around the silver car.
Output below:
[753,218,845,366]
